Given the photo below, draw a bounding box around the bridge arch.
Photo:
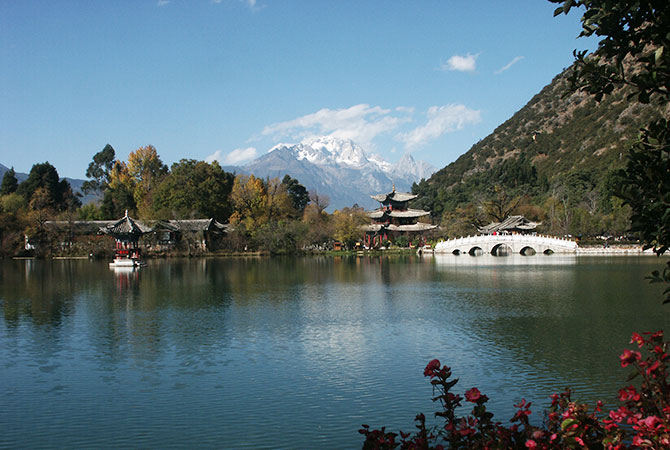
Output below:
[468,246,483,256]
[520,246,536,256]
[433,234,577,255]
[543,249,554,255]
[491,243,512,256]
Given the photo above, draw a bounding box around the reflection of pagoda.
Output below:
[362,186,437,248]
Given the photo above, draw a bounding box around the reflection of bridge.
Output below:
[434,234,578,255]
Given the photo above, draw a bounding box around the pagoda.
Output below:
[100,211,151,267]
[362,186,437,248]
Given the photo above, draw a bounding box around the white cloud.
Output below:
[398,104,481,149]
[261,104,411,150]
[495,56,525,74]
[206,147,258,165]
[211,0,263,10]
[440,53,479,72]
[157,0,170,6]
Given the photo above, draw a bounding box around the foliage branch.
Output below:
[361,331,670,449]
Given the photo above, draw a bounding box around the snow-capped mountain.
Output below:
[237,136,436,210]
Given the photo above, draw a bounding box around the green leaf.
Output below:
[561,418,577,430]
[656,46,664,64]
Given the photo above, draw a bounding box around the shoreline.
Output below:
[8,245,666,260]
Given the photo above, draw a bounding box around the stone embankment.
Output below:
[575,245,655,255]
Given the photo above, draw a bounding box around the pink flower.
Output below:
[619,349,641,367]
[465,387,483,403]
[525,439,537,449]
[640,415,661,429]
[424,359,441,377]
[575,436,585,446]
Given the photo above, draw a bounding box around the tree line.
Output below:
[0,144,369,256]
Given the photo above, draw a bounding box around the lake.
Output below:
[1,254,668,449]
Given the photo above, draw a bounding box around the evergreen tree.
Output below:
[0,168,18,195]
[282,174,309,217]
[82,144,116,194]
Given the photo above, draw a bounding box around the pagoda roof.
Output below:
[100,213,152,236]
[153,219,229,232]
[368,209,430,219]
[478,215,541,234]
[371,191,418,203]
[361,223,437,232]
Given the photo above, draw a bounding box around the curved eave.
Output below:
[387,223,437,232]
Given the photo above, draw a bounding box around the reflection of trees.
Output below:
[430,255,670,413]
[0,259,83,326]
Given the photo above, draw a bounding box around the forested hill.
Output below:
[411,62,669,237]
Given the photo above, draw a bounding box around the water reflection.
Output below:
[0,256,669,449]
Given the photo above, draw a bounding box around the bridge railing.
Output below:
[435,234,577,250]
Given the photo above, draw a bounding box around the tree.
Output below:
[332,206,367,249]
[553,0,670,300]
[552,0,670,105]
[479,185,521,224]
[16,162,80,212]
[229,174,268,230]
[82,144,116,194]
[302,191,333,248]
[152,159,234,220]
[0,168,18,195]
[282,175,309,217]
[308,190,330,214]
[101,160,136,218]
[265,177,293,222]
[127,145,167,218]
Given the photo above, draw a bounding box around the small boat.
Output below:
[109,249,146,268]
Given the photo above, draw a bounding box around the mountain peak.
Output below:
[243,136,436,209]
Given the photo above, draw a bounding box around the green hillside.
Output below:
[412,64,668,238]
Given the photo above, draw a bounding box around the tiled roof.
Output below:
[100,214,152,236]
[478,215,541,234]
[361,222,437,232]
[368,209,430,219]
[370,191,418,203]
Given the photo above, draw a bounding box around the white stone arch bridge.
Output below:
[434,234,577,256]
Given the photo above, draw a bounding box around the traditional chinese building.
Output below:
[477,215,541,235]
[362,187,437,247]
[100,211,152,265]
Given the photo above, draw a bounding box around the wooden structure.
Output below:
[477,215,541,235]
[362,187,437,247]
[150,218,229,251]
[100,211,151,266]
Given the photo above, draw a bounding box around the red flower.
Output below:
[646,360,661,375]
[424,359,441,377]
[525,439,537,449]
[619,349,641,367]
[631,332,645,348]
[465,387,483,403]
[618,385,641,402]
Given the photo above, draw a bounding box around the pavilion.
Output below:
[477,215,541,235]
[362,187,437,247]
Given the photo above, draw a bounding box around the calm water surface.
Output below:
[1,255,669,449]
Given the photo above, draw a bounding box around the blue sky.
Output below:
[0,0,597,179]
